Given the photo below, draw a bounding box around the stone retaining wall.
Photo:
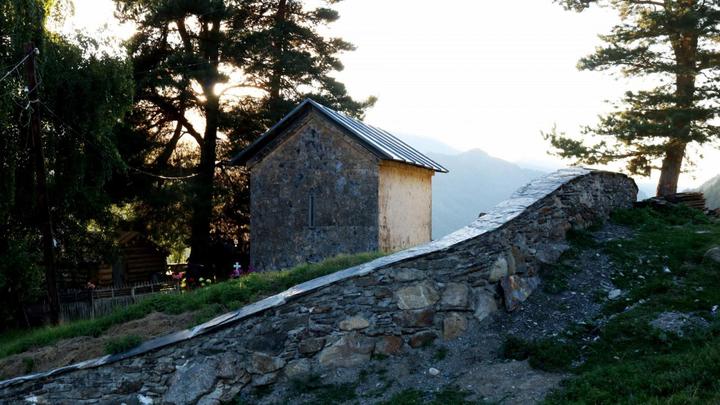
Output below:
[0,169,637,405]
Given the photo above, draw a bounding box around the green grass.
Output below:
[0,252,383,360]
[104,334,142,355]
[532,205,720,404]
[502,336,578,372]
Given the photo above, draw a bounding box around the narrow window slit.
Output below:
[308,194,316,228]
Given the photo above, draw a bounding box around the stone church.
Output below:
[230,99,447,271]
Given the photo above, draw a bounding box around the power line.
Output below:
[0,51,33,84]
[127,166,200,180]
[40,101,202,181]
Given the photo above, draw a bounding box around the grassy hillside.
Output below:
[503,206,720,404]
[0,252,383,363]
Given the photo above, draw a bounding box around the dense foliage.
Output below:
[110,0,375,271]
[0,0,133,328]
[0,0,372,328]
[546,0,720,196]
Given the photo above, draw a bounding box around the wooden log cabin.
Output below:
[96,231,168,287]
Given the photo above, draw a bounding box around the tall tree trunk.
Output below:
[657,3,697,197]
[656,140,687,196]
[189,20,221,268]
[267,0,287,118]
[188,93,218,266]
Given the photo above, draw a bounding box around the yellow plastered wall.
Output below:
[378,161,434,252]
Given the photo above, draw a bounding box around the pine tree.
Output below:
[113,0,374,270]
[547,0,720,196]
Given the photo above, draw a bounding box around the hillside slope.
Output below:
[428,149,545,238]
[243,205,720,404]
[700,174,720,209]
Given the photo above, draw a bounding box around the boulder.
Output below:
[473,291,498,322]
[284,358,313,380]
[374,335,404,356]
[251,372,279,387]
[500,275,539,311]
[440,283,470,309]
[409,330,438,348]
[164,359,218,405]
[704,247,720,264]
[443,313,467,340]
[248,352,286,375]
[318,333,375,368]
[393,308,435,328]
[488,256,510,282]
[298,337,326,355]
[339,316,370,331]
[396,282,440,310]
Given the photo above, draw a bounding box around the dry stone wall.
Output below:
[0,169,637,405]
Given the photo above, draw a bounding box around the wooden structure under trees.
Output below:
[96,232,168,287]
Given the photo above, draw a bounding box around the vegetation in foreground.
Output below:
[504,205,720,404]
[0,252,383,362]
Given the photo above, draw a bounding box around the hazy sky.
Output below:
[61,0,720,190]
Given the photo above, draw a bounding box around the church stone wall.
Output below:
[378,161,434,252]
[0,169,637,405]
[249,109,381,271]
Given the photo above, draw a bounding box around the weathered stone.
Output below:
[339,315,370,331]
[473,291,498,322]
[246,331,286,355]
[396,282,440,309]
[298,337,326,355]
[374,287,393,299]
[443,313,467,340]
[251,372,278,387]
[650,311,709,337]
[197,386,223,405]
[393,309,435,328]
[500,275,539,311]
[440,283,470,309]
[217,354,243,380]
[374,336,403,356]
[704,247,720,264]
[248,353,286,375]
[391,268,426,281]
[409,330,438,348]
[115,377,143,395]
[488,256,509,282]
[164,359,218,405]
[317,333,375,368]
[511,246,527,273]
[0,170,640,403]
[284,359,313,380]
[608,289,622,300]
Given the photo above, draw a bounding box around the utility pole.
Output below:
[24,42,60,325]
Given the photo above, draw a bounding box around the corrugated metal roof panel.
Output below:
[230,99,448,173]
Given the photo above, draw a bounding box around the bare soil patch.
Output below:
[0,311,197,381]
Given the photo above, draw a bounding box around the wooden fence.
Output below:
[59,281,180,323]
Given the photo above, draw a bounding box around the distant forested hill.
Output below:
[427,149,545,239]
[700,175,720,209]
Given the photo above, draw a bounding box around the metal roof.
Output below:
[229,99,448,173]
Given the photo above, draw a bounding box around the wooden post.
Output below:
[24,43,60,325]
